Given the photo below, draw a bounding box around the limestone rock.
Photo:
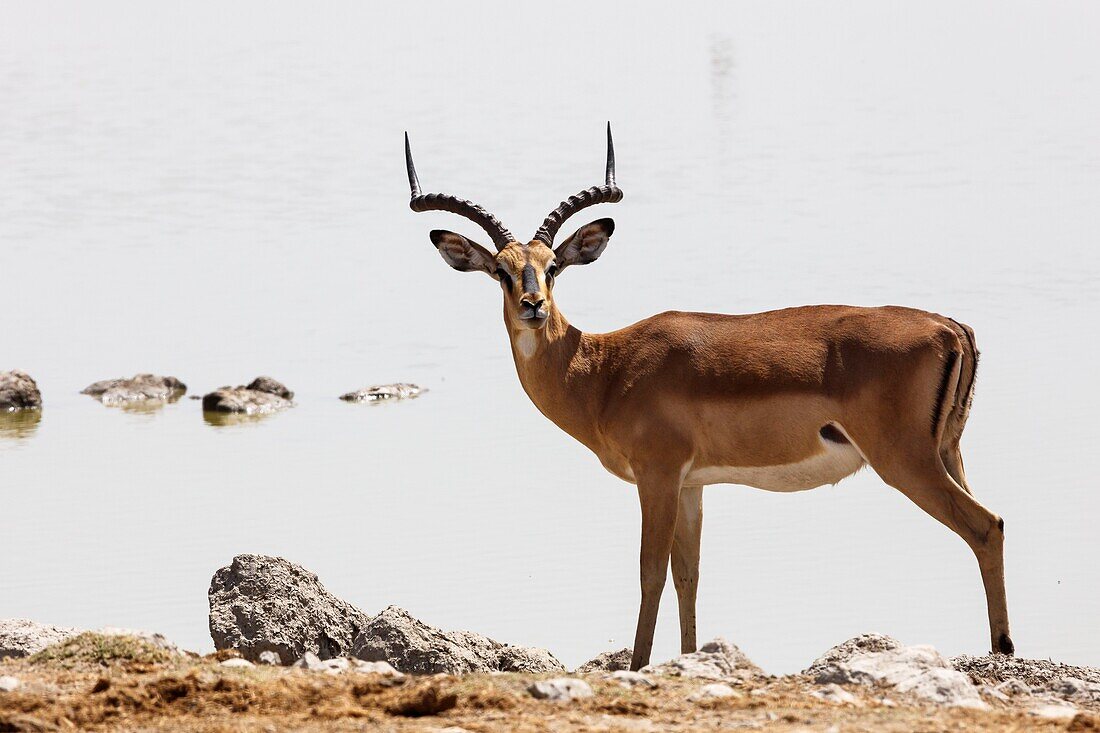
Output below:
[0,676,21,692]
[803,633,903,678]
[528,678,594,701]
[0,371,41,412]
[811,683,859,705]
[220,658,255,668]
[609,670,657,689]
[814,644,986,708]
[352,605,563,675]
[340,383,426,403]
[642,638,762,681]
[258,651,282,666]
[208,554,371,663]
[576,648,633,674]
[82,374,186,406]
[688,682,737,701]
[0,619,79,659]
[202,377,294,414]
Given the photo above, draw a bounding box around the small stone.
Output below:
[220,658,255,668]
[688,682,737,701]
[978,685,1010,702]
[202,377,294,414]
[1030,703,1079,720]
[321,657,351,674]
[257,651,282,666]
[610,670,657,689]
[994,678,1032,696]
[528,678,594,701]
[293,651,325,671]
[351,659,404,677]
[642,637,762,681]
[82,374,186,406]
[0,676,21,692]
[0,370,42,412]
[811,683,858,705]
[576,648,633,674]
[340,383,425,403]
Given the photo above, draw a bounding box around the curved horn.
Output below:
[532,123,624,246]
[405,132,516,250]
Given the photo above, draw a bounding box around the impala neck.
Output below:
[504,305,602,448]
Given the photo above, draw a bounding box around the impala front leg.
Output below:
[630,463,685,671]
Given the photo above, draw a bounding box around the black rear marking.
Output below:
[932,351,959,437]
[819,424,849,444]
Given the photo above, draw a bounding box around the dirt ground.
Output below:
[4,648,1099,733]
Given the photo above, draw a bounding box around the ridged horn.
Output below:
[405,132,515,250]
[532,123,624,246]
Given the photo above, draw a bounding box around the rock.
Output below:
[641,638,762,681]
[202,377,294,414]
[352,605,564,675]
[1058,677,1100,703]
[0,370,42,412]
[1030,703,1079,720]
[292,652,325,671]
[803,633,903,678]
[97,627,186,656]
[609,670,657,689]
[576,648,633,674]
[811,683,859,705]
[497,644,566,673]
[340,383,426,403]
[0,676,21,692]
[208,554,371,663]
[952,653,1100,691]
[688,682,737,701]
[527,678,594,701]
[351,659,404,677]
[994,677,1033,697]
[220,658,255,668]
[814,644,986,708]
[257,651,282,666]
[0,619,79,659]
[81,374,186,406]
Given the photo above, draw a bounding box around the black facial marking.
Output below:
[522,263,538,295]
[819,424,849,444]
[998,517,1004,532]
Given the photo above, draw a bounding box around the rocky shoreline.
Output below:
[3,554,1098,731]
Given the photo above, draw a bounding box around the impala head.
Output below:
[406,125,623,330]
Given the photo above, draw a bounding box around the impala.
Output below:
[404,126,1013,670]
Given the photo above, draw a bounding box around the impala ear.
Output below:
[553,218,614,272]
[430,230,497,277]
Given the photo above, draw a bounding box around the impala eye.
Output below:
[545,264,558,281]
[496,269,513,290]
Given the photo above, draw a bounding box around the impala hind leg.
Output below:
[870,452,1013,655]
[629,464,684,671]
[671,484,704,654]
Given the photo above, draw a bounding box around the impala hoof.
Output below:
[996,633,1015,656]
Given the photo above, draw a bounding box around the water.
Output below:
[1,1,1098,673]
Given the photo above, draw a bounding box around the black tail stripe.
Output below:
[932,351,959,437]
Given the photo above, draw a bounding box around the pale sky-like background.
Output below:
[1,1,1098,672]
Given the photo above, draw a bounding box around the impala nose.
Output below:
[519,296,547,320]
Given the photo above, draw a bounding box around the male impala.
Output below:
[404,126,1013,670]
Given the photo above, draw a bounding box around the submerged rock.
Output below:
[576,648,633,674]
[0,370,42,412]
[352,605,564,675]
[208,554,371,663]
[642,638,762,682]
[202,376,294,414]
[340,383,426,403]
[813,643,986,708]
[0,619,79,659]
[82,374,186,406]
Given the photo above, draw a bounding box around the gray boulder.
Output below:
[208,554,370,663]
[0,619,79,659]
[802,632,903,678]
[352,605,564,675]
[642,638,762,681]
[340,383,426,403]
[575,648,633,674]
[0,371,42,412]
[203,376,294,414]
[82,374,186,406]
[814,644,986,709]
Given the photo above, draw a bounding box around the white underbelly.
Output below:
[685,440,865,492]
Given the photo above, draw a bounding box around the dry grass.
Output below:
[2,644,1098,732]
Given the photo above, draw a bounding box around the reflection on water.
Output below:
[0,410,41,440]
[0,1,1098,674]
[202,409,287,428]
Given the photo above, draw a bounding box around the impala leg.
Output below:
[671,484,704,654]
[874,455,1013,655]
[629,465,684,671]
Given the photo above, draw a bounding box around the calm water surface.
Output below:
[2,1,1098,673]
